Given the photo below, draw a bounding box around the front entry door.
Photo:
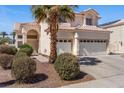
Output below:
[27,30,39,52]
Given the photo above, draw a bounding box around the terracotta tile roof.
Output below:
[21,22,39,26]
[45,24,110,32]
[59,23,76,30]
[77,25,109,31]
[14,22,39,31]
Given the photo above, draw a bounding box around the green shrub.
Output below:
[54,53,80,80]
[15,51,27,58]
[19,44,33,56]
[0,45,17,55]
[9,46,18,55]
[0,37,10,45]
[19,44,32,49]
[0,54,14,69]
[11,56,36,83]
[19,48,32,56]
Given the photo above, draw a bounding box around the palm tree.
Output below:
[32,5,77,63]
[10,31,16,44]
[0,31,8,38]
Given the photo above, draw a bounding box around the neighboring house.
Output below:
[101,19,124,53]
[14,9,110,56]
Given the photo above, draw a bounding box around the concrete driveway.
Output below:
[62,55,124,88]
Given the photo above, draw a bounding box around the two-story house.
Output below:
[14,9,110,56]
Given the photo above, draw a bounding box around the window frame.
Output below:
[86,18,92,25]
[18,35,23,39]
[18,41,23,47]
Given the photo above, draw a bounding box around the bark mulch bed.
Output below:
[0,60,95,88]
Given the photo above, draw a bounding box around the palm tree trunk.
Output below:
[49,16,57,63]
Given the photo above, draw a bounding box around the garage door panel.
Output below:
[79,40,107,56]
[57,40,72,55]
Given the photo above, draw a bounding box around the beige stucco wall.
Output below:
[57,31,74,39]
[39,22,50,55]
[77,31,110,40]
[105,25,124,52]
[70,14,83,26]
[22,25,40,33]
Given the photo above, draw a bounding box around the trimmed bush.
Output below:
[0,54,14,69]
[19,48,32,56]
[0,45,17,55]
[19,44,32,49]
[11,56,36,83]
[9,46,18,55]
[15,51,27,58]
[19,44,33,56]
[54,53,80,80]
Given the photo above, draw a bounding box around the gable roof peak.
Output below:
[79,8,100,18]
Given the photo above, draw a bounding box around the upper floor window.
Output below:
[59,16,67,23]
[86,18,92,25]
[18,35,22,39]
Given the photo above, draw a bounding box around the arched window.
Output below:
[27,30,38,39]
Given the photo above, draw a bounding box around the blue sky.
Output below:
[0,5,124,34]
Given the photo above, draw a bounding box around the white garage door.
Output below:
[79,40,107,56]
[57,39,72,55]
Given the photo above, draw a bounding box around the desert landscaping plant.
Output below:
[9,46,18,55]
[15,51,27,58]
[0,45,17,55]
[11,55,36,83]
[0,54,14,69]
[0,37,10,45]
[54,53,80,80]
[19,44,33,56]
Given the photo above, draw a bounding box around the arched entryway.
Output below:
[27,30,39,52]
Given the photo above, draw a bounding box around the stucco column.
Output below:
[38,33,41,53]
[83,15,86,26]
[15,35,18,48]
[22,28,27,44]
[22,33,27,44]
[73,32,79,56]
